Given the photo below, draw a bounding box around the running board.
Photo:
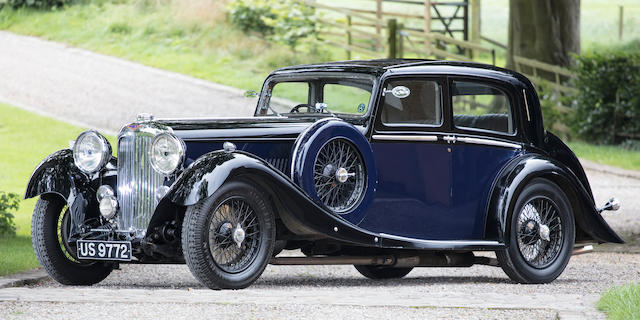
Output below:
[271,252,484,268]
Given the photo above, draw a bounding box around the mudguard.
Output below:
[485,153,624,245]
[150,150,500,250]
[24,149,95,236]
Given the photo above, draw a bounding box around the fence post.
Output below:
[376,0,383,49]
[618,6,624,40]
[424,0,431,56]
[388,19,398,59]
[470,0,480,59]
[345,16,352,60]
[398,23,404,59]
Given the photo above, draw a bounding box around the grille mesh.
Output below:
[117,133,164,235]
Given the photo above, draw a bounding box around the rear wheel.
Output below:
[496,178,575,284]
[182,181,275,289]
[354,265,413,280]
[31,195,112,285]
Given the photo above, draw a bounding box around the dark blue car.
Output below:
[26,59,623,289]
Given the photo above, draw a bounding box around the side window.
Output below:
[268,82,310,114]
[380,79,442,126]
[452,81,514,134]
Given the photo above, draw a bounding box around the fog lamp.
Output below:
[99,195,118,220]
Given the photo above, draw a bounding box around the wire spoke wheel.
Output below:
[207,197,261,274]
[313,138,366,214]
[516,196,563,269]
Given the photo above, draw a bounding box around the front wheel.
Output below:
[182,180,275,289]
[31,195,112,285]
[496,178,575,284]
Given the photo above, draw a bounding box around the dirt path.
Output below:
[0,31,256,134]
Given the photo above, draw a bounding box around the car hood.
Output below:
[158,117,316,141]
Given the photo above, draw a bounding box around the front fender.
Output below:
[151,150,379,245]
[24,149,93,235]
[485,154,624,245]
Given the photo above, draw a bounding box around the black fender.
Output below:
[24,149,96,236]
[485,153,624,245]
[149,150,496,250]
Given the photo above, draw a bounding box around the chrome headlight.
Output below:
[73,130,112,174]
[149,133,184,175]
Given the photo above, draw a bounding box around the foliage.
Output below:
[597,283,640,320]
[0,191,20,236]
[0,0,71,9]
[571,52,640,144]
[228,0,317,50]
[536,81,568,137]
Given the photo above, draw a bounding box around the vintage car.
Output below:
[26,59,623,289]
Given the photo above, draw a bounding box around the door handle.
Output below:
[442,136,457,143]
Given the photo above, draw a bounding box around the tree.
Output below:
[507,0,580,77]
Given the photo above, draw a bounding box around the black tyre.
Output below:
[354,265,413,280]
[182,180,275,290]
[31,195,112,285]
[496,178,575,284]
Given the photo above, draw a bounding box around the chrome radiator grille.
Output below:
[117,131,164,235]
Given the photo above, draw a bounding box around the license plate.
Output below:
[77,240,132,261]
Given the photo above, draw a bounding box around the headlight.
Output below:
[149,133,184,175]
[73,130,111,174]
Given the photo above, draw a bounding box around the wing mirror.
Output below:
[244,90,259,98]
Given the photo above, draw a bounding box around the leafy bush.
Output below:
[571,52,640,144]
[228,0,317,50]
[0,0,71,9]
[0,191,20,236]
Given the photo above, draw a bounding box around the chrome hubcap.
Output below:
[232,226,246,248]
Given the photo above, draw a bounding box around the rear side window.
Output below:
[452,81,514,134]
[380,79,442,126]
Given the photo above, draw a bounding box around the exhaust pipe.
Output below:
[573,245,593,256]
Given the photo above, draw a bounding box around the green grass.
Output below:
[597,283,640,320]
[567,141,640,171]
[0,102,115,276]
[0,236,38,276]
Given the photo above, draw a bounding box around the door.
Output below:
[448,79,523,239]
[360,77,457,240]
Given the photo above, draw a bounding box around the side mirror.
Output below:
[244,90,259,98]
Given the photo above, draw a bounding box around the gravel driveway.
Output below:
[0,31,639,319]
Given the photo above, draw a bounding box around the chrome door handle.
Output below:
[442,136,457,143]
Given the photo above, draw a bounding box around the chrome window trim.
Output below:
[456,136,522,149]
[372,134,438,142]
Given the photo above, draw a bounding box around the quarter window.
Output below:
[452,81,514,134]
[380,79,442,126]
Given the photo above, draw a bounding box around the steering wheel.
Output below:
[290,104,316,113]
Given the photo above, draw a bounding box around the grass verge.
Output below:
[567,141,640,172]
[0,102,115,276]
[597,283,640,320]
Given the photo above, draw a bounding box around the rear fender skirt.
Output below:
[24,149,97,236]
[485,154,624,244]
[154,151,503,250]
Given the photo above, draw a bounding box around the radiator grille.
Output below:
[117,132,164,235]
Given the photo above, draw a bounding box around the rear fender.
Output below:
[485,154,624,245]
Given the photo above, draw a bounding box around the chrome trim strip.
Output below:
[456,137,522,149]
[372,134,438,142]
[380,233,503,247]
[523,89,531,122]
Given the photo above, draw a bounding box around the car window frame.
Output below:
[447,76,520,139]
[373,75,448,133]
